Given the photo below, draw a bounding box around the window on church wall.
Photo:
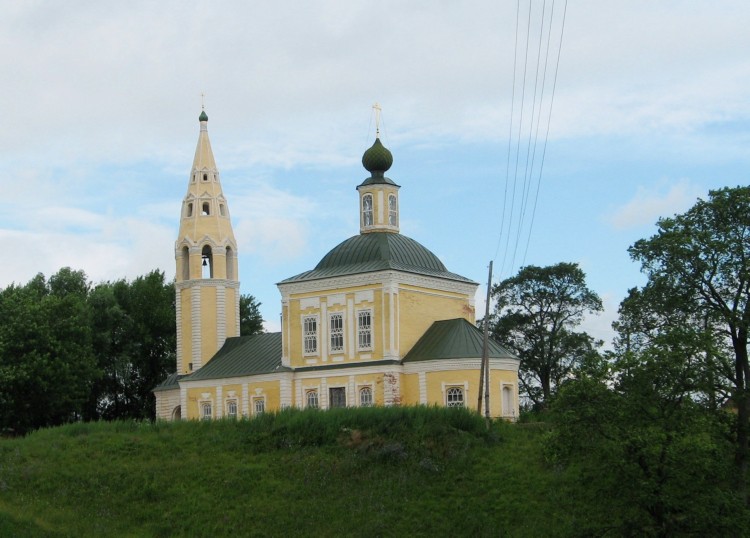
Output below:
[357,310,372,351]
[202,173,208,182]
[186,202,193,217]
[446,387,464,408]
[329,387,346,408]
[181,246,190,280]
[303,316,318,355]
[329,313,344,353]
[253,398,265,415]
[201,402,212,420]
[306,390,319,409]
[362,194,373,227]
[201,245,213,279]
[226,247,235,280]
[226,400,237,418]
[359,386,373,407]
[202,202,210,216]
[219,203,226,216]
[388,194,398,226]
[502,385,514,417]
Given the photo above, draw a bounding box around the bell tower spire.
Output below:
[174,109,240,374]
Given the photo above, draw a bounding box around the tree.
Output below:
[629,186,750,501]
[0,269,98,434]
[240,294,264,336]
[547,333,745,535]
[489,262,602,408]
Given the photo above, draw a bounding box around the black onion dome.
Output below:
[279,232,475,284]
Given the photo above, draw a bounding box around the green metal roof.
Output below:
[153,372,184,392]
[181,332,285,381]
[403,318,516,362]
[279,232,476,284]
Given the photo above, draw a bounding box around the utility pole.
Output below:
[477,261,493,422]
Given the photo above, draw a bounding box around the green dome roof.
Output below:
[199,110,208,122]
[279,232,475,284]
[362,138,393,173]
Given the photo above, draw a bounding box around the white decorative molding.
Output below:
[299,297,320,310]
[418,371,427,404]
[327,293,345,306]
[175,279,240,290]
[402,358,520,374]
[191,287,201,369]
[354,290,374,303]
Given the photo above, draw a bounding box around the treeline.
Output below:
[0,269,263,435]
[487,186,750,532]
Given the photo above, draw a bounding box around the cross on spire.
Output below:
[373,102,382,137]
[201,92,205,110]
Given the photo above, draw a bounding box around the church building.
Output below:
[154,110,520,420]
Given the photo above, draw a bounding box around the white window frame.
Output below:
[302,315,319,356]
[329,312,344,353]
[388,194,398,226]
[357,309,373,351]
[359,386,373,407]
[253,397,266,415]
[201,402,213,420]
[446,387,465,408]
[362,193,373,227]
[306,390,319,409]
[226,400,238,418]
[502,384,515,418]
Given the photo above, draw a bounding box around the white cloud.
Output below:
[607,180,704,230]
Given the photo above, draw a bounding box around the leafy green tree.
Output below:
[240,294,264,335]
[489,262,602,408]
[629,186,750,501]
[0,269,98,434]
[88,271,176,420]
[548,326,747,535]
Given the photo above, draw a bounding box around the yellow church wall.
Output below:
[247,381,281,414]
[425,369,480,407]
[225,288,238,338]
[400,372,420,405]
[178,290,193,374]
[200,286,218,363]
[398,288,473,355]
[284,284,384,368]
[186,386,216,419]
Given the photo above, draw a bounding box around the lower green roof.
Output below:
[403,318,516,362]
[181,332,285,381]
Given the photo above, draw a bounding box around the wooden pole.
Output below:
[477,261,493,416]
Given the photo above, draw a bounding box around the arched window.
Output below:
[202,173,208,182]
[201,245,213,279]
[226,247,235,280]
[446,387,464,407]
[201,402,212,420]
[502,386,514,417]
[359,386,373,407]
[362,194,373,227]
[219,203,226,216]
[171,405,181,420]
[306,390,319,409]
[388,194,398,226]
[181,246,190,281]
[202,202,210,216]
[186,202,193,217]
[226,400,238,418]
[254,398,266,415]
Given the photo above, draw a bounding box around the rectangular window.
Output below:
[303,316,318,355]
[329,313,344,353]
[357,310,372,351]
[226,400,237,418]
[254,398,265,415]
[388,194,398,226]
[329,387,346,408]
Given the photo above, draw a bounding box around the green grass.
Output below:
[0,407,573,537]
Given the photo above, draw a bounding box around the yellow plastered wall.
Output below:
[225,289,238,338]
[247,381,281,414]
[178,290,192,374]
[200,286,218,362]
[187,387,216,419]
[285,285,383,368]
[400,372,420,405]
[398,288,473,355]
[292,373,386,408]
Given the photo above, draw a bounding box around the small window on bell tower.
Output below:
[202,202,210,216]
[203,173,208,182]
[388,194,398,226]
[201,245,213,278]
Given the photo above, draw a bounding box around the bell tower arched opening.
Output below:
[201,245,214,279]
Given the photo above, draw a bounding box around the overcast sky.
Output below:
[1,1,748,345]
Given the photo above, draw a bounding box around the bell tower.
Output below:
[174,109,240,374]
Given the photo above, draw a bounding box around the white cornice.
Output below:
[402,358,520,374]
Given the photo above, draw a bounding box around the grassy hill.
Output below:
[1,407,579,537]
